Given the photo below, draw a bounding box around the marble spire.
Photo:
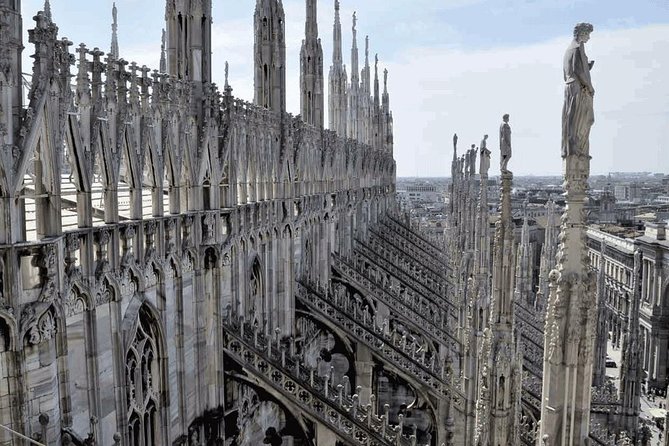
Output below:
[359,36,371,145]
[514,203,533,308]
[300,0,324,127]
[44,0,52,22]
[539,23,597,445]
[328,0,347,135]
[346,12,360,140]
[110,2,119,60]
[536,199,557,313]
[474,121,521,446]
[160,29,167,73]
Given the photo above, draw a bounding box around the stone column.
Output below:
[354,344,373,406]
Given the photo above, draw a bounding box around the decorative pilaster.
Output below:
[619,249,641,437]
[539,22,597,446]
[536,199,557,313]
[514,206,533,308]
[592,240,608,387]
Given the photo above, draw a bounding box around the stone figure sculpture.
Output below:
[562,22,595,158]
[499,114,511,172]
[453,133,458,152]
[480,135,491,177]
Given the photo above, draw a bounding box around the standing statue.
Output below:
[562,22,595,158]
[499,114,512,172]
[453,133,458,152]
[480,135,491,177]
[469,145,477,176]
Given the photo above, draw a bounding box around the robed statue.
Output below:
[480,134,491,177]
[562,22,595,158]
[500,114,511,172]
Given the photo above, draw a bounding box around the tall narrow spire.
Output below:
[165,0,213,86]
[346,11,360,140]
[300,0,324,127]
[357,35,371,145]
[159,29,166,73]
[474,115,521,446]
[539,23,597,445]
[332,0,342,65]
[253,0,286,113]
[328,0,347,135]
[44,0,52,22]
[110,2,119,60]
[373,54,380,108]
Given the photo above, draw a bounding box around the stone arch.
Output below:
[123,301,168,446]
[248,255,264,324]
[224,374,313,446]
[0,310,18,351]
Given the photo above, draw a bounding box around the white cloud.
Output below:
[386,24,669,177]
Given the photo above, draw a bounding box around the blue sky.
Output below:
[23,0,669,177]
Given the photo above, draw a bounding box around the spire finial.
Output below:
[365,36,369,64]
[160,29,166,73]
[110,2,119,60]
[225,61,229,87]
[383,68,388,93]
[44,0,52,21]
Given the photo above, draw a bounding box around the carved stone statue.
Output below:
[562,22,595,158]
[479,135,490,177]
[453,133,458,151]
[499,114,511,172]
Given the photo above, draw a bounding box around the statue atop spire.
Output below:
[539,23,598,445]
[110,2,119,60]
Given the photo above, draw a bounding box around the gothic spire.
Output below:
[44,0,52,22]
[328,0,347,135]
[332,0,342,65]
[253,0,286,112]
[350,12,359,82]
[346,11,360,140]
[110,2,119,60]
[474,114,520,446]
[373,53,380,109]
[159,29,166,73]
[305,0,318,40]
[300,0,324,126]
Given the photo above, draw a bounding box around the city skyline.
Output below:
[25,0,669,177]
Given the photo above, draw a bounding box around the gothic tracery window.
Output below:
[126,306,161,446]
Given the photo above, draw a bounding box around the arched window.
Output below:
[249,257,263,324]
[126,306,161,446]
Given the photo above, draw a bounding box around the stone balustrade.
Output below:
[297,281,466,412]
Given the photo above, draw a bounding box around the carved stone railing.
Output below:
[297,281,466,412]
[366,233,453,307]
[368,226,448,285]
[333,255,461,353]
[521,371,542,412]
[381,216,446,263]
[353,242,457,323]
[222,317,427,446]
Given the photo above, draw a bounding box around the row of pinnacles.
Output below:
[0,0,400,444]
